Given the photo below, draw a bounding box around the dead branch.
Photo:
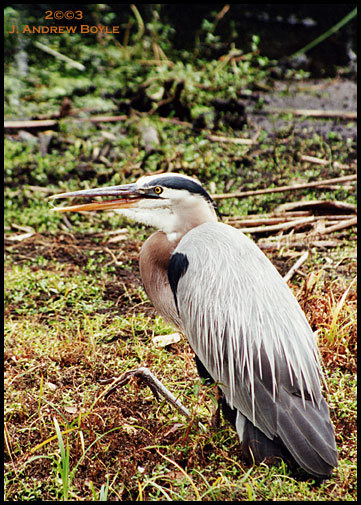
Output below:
[283,252,309,283]
[227,216,302,227]
[235,215,356,238]
[206,134,254,145]
[10,224,35,233]
[316,185,354,191]
[255,217,357,247]
[298,154,350,169]
[260,107,356,119]
[236,216,317,234]
[212,174,357,200]
[227,214,354,228]
[92,228,128,237]
[75,115,128,123]
[4,119,58,129]
[4,115,129,130]
[259,239,342,250]
[61,215,73,231]
[227,210,313,221]
[321,217,357,235]
[136,59,174,66]
[5,232,35,242]
[34,41,85,71]
[275,200,356,214]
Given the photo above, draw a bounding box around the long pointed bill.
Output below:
[49,183,142,212]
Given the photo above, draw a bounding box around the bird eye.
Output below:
[154,186,163,195]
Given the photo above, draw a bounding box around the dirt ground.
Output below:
[248,78,357,140]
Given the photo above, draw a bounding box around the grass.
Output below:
[4,229,357,500]
[4,4,357,501]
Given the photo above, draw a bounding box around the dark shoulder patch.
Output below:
[168,252,189,310]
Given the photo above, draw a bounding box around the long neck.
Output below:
[169,199,218,241]
[138,195,217,328]
[139,230,182,328]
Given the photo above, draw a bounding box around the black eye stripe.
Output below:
[142,176,220,216]
[144,176,212,202]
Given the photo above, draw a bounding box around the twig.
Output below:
[5,119,58,129]
[4,116,128,130]
[104,247,123,267]
[5,232,35,242]
[61,215,73,231]
[298,154,350,170]
[275,200,356,214]
[83,115,128,123]
[34,41,85,71]
[283,252,309,283]
[228,210,312,220]
[236,216,317,234]
[321,217,357,235]
[260,108,356,119]
[92,228,128,237]
[240,215,356,238]
[206,134,254,145]
[227,216,301,227]
[228,214,356,227]
[212,174,357,200]
[316,185,354,190]
[10,224,35,233]
[136,59,174,66]
[259,239,342,250]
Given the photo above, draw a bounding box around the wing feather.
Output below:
[174,222,322,408]
[172,222,337,475]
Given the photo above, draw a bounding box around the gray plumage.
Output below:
[170,223,337,477]
[50,172,338,478]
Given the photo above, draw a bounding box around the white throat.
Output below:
[116,192,218,241]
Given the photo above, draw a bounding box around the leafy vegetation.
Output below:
[5,4,356,501]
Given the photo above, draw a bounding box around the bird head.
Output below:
[49,173,218,240]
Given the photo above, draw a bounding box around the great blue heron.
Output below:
[50,172,338,478]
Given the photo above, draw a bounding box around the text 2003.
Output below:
[45,11,83,20]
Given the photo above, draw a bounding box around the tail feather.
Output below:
[194,354,337,478]
[235,390,337,478]
[242,418,292,464]
[276,390,337,477]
